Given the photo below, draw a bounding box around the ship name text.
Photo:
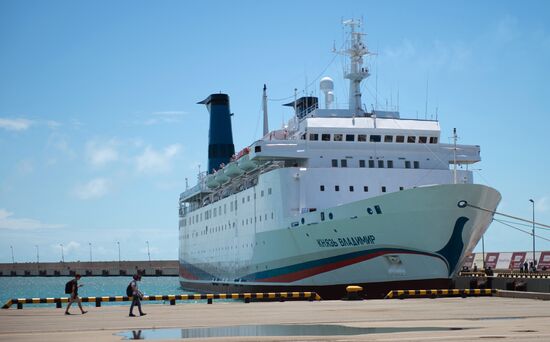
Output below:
[316,235,375,248]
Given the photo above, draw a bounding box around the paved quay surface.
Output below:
[1,297,549,341]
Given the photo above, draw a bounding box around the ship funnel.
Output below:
[198,94,235,174]
[320,77,334,109]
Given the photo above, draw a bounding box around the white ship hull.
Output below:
[179,183,500,298]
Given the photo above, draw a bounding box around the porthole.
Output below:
[328,213,333,220]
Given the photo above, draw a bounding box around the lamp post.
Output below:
[89,242,92,262]
[146,241,151,266]
[35,245,39,263]
[60,243,64,263]
[529,199,535,270]
[117,241,121,265]
[10,245,14,264]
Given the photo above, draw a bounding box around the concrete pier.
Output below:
[1,297,549,341]
[0,260,179,277]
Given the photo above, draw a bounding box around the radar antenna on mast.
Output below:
[335,19,372,115]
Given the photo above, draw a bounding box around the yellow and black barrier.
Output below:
[497,273,550,279]
[2,291,321,309]
[384,288,497,299]
[458,271,487,277]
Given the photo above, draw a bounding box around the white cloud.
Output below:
[0,118,33,131]
[86,140,119,167]
[142,111,187,125]
[535,196,550,213]
[53,241,81,255]
[136,144,181,174]
[74,178,110,200]
[0,209,65,230]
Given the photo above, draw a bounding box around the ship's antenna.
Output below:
[436,106,439,121]
[339,18,370,115]
[424,74,429,120]
[397,87,400,112]
[262,84,269,136]
[185,177,188,190]
[453,128,458,184]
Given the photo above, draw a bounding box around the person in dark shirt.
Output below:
[65,274,87,315]
[129,274,146,317]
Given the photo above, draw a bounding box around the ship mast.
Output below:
[342,19,370,115]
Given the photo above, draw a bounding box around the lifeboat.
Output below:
[225,162,244,178]
[237,154,258,171]
[214,169,230,184]
[205,174,220,188]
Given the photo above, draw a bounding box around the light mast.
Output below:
[342,19,370,115]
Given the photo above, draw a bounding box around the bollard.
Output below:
[244,297,250,304]
[170,299,176,305]
[56,301,62,309]
[345,285,363,300]
[207,298,213,304]
[17,302,23,309]
[95,298,101,307]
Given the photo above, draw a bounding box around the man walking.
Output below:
[129,274,146,317]
[65,274,87,315]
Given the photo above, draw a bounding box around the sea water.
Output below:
[0,276,192,307]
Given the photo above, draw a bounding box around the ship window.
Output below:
[414,161,420,169]
[419,136,427,144]
[429,137,438,144]
[268,188,272,195]
[370,135,381,142]
[271,212,274,219]
[332,159,338,167]
[368,160,375,168]
[349,186,354,192]
[335,185,340,191]
[242,198,245,203]
[399,186,404,191]
[346,134,354,142]
[384,135,393,143]
[396,135,405,143]
[265,214,267,220]
[382,186,387,193]
[378,160,384,168]
[405,161,411,169]
[359,160,365,168]
[261,190,264,197]
[358,134,367,142]
[340,159,347,167]
[321,212,325,221]
[387,160,394,168]
[328,213,333,220]
[322,134,330,141]
[407,136,416,143]
[320,185,325,191]
[255,145,262,152]
[309,133,319,141]
[301,218,305,225]
[247,196,250,202]
[334,134,343,141]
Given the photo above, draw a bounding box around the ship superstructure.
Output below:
[178,20,501,299]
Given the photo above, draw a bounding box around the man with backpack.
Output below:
[64,274,87,315]
[127,274,146,317]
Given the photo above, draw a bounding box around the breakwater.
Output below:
[0,260,178,277]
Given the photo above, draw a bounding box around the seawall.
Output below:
[0,260,179,277]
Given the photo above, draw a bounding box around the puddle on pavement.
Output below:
[116,324,466,340]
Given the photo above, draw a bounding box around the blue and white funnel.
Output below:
[198,93,235,174]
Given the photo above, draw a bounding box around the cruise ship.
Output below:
[178,20,501,299]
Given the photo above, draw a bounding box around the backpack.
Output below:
[65,280,74,294]
[126,282,133,297]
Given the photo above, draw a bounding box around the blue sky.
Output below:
[1,0,549,262]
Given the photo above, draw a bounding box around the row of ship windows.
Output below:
[320,185,404,193]
[305,133,438,144]
[332,159,420,169]
[183,188,273,226]
[181,212,276,239]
